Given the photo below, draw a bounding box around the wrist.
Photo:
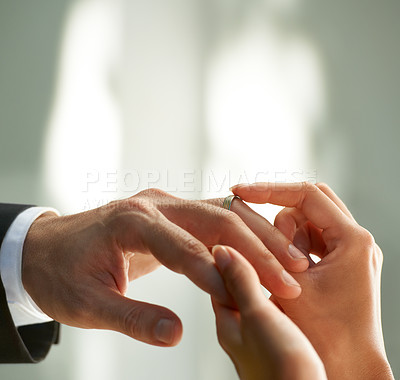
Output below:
[359,354,394,380]
[320,340,392,380]
[328,353,392,380]
[22,212,59,310]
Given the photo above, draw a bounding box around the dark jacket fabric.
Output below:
[0,203,59,363]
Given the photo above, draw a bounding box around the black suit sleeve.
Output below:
[0,203,60,363]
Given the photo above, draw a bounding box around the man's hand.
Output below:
[231,182,394,379]
[21,188,308,347]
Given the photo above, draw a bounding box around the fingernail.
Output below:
[212,245,231,271]
[155,319,175,344]
[288,244,307,260]
[281,270,301,288]
[229,183,250,191]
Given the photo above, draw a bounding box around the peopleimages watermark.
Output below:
[81,169,318,194]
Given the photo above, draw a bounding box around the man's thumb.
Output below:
[97,291,182,346]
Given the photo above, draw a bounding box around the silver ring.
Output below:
[222,195,241,211]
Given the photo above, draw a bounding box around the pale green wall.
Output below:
[302,2,400,375]
[0,1,69,203]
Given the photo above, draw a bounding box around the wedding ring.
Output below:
[222,195,241,211]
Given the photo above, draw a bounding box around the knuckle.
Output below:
[183,238,206,257]
[348,226,382,268]
[267,224,284,240]
[261,248,278,265]
[212,206,228,220]
[294,182,318,208]
[178,238,208,275]
[105,199,125,216]
[120,305,147,339]
[357,227,376,248]
[124,197,158,218]
[105,197,161,234]
[137,188,168,199]
[301,181,317,192]
[315,182,331,193]
[211,208,244,236]
[136,189,185,212]
[221,210,242,227]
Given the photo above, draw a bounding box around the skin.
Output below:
[212,245,327,380]
[231,182,394,380]
[22,188,308,347]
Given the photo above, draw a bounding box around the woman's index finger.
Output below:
[231,182,350,231]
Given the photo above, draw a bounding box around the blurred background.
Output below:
[0,0,399,378]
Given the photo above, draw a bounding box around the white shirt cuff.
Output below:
[0,207,60,327]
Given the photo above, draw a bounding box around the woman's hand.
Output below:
[22,188,307,347]
[231,182,394,379]
[211,245,326,380]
